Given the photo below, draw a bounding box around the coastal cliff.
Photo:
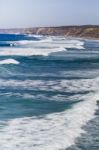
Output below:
[1,25,99,39]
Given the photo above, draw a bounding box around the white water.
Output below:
[0,36,97,150]
[0,59,19,65]
[0,93,98,150]
[0,38,84,57]
[0,47,66,56]
[0,77,98,149]
[14,38,84,49]
[0,78,98,92]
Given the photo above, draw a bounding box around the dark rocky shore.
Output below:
[0,25,99,39]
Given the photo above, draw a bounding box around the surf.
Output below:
[0,34,99,150]
[0,59,19,65]
[0,92,98,150]
[0,47,66,56]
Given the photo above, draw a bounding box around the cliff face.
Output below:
[0,25,99,39]
[27,26,99,38]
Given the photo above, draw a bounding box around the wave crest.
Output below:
[0,59,19,65]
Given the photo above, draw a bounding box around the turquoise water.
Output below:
[0,34,99,150]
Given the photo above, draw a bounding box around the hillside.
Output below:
[0,25,99,39]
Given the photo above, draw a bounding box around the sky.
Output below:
[0,0,99,28]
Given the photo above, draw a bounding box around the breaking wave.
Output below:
[0,77,99,92]
[0,34,98,150]
[0,47,66,56]
[13,38,85,49]
[0,59,19,65]
[0,61,98,150]
[0,92,98,150]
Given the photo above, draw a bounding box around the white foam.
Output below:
[0,37,97,150]
[0,77,98,93]
[0,47,66,56]
[0,92,98,150]
[41,38,84,48]
[13,40,37,45]
[0,59,19,65]
[12,37,85,50]
[28,34,44,38]
[0,77,98,149]
[37,39,84,49]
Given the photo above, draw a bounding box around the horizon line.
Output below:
[0,24,99,30]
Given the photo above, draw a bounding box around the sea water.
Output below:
[0,33,99,150]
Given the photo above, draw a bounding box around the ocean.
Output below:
[0,33,99,150]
